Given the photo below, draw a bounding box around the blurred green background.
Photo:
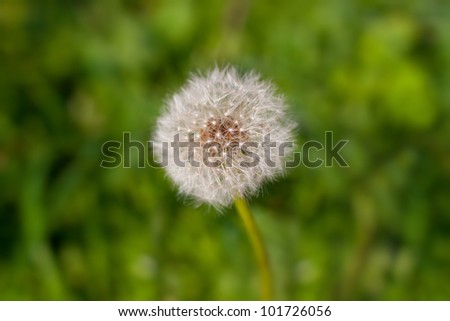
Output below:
[1,0,450,300]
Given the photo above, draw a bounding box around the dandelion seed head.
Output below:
[153,67,296,208]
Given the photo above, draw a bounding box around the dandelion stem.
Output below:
[234,198,273,300]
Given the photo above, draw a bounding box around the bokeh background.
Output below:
[1,0,450,300]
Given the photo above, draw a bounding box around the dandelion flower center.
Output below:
[199,116,248,157]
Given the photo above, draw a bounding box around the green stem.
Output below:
[234,198,274,300]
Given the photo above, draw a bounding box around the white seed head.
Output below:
[153,67,296,208]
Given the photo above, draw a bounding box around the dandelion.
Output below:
[154,67,296,208]
[153,67,297,300]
